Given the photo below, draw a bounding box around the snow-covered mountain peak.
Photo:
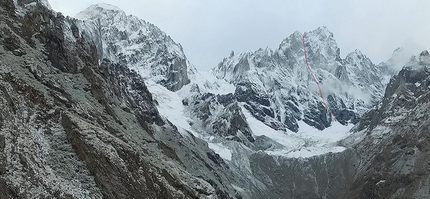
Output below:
[76,4,129,29]
[402,50,430,71]
[308,26,333,38]
[90,3,123,12]
[76,4,192,91]
[304,26,339,63]
[277,26,340,73]
[278,30,302,52]
[212,26,392,132]
[347,49,364,57]
[384,47,416,72]
[345,49,371,64]
[419,50,430,60]
[279,26,336,50]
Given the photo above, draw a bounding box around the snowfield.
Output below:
[242,106,353,158]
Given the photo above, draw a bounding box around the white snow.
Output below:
[242,106,354,158]
[145,80,196,137]
[192,71,236,94]
[208,143,232,161]
[147,64,355,159]
[147,78,235,161]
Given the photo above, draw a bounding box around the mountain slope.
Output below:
[346,50,430,198]
[0,1,239,198]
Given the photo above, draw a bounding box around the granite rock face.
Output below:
[0,1,239,198]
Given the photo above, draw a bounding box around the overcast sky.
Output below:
[49,0,430,71]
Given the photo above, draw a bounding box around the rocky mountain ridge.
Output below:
[75,3,193,92]
[0,1,240,198]
[1,1,429,199]
[346,50,430,198]
[213,26,391,132]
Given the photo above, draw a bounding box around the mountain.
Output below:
[348,50,430,198]
[75,3,194,92]
[0,1,239,198]
[213,27,390,132]
[2,1,430,199]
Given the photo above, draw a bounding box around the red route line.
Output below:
[301,34,337,122]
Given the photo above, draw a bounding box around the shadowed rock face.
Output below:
[0,1,238,198]
[250,150,359,199]
[346,51,430,199]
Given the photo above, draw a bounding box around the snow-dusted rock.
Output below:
[0,2,238,198]
[76,4,193,91]
[346,50,430,198]
[213,26,391,132]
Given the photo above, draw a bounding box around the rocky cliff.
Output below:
[346,50,430,198]
[0,1,239,198]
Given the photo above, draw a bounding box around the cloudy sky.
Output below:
[49,0,430,71]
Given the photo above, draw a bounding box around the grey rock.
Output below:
[345,50,430,198]
[0,2,238,198]
[184,91,255,147]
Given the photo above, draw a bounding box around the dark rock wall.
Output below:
[250,150,359,199]
[0,1,238,198]
[347,52,430,199]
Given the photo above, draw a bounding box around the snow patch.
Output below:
[146,79,235,161]
[146,80,195,136]
[193,71,236,94]
[242,107,353,158]
[208,143,232,161]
